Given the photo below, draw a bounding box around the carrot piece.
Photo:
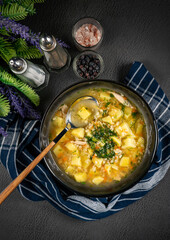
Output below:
[62,156,68,162]
[57,153,62,158]
[104,176,107,182]
[132,108,137,112]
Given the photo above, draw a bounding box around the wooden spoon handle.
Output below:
[0,141,55,205]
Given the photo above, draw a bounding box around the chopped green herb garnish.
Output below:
[102,109,108,117]
[105,102,111,107]
[110,93,114,98]
[93,124,117,139]
[115,180,120,183]
[94,139,115,159]
[85,125,117,159]
[121,104,125,112]
[95,88,100,92]
[132,112,137,118]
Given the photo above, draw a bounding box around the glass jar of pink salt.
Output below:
[72,18,103,51]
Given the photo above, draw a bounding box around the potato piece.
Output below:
[92,157,103,168]
[127,118,136,128]
[71,156,81,167]
[109,108,123,121]
[135,122,143,135]
[111,136,121,147]
[124,107,132,119]
[53,144,63,157]
[111,164,119,170]
[92,176,104,185]
[65,142,77,152]
[105,164,112,176]
[66,166,75,175]
[88,148,93,155]
[99,92,111,100]
[55,127,64,136]
[122,137,136,149]
[77,107,91,120]
[52,116,65,127]
[83,158,91,169]
[74,172,87,182]
[102,116,113,124]
[115,122,133,138]
[120,157,130,167]
[113,175,121,181]
[72,128,85,138]
[89,166,97,175]
[86,129,92,137]
[137,137,145,146]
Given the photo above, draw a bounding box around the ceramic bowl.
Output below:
[40,80,158,197]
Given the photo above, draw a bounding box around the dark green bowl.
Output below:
[40,80,158,197]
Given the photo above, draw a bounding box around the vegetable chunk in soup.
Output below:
[49,88,146,186]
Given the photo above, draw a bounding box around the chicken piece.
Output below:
[59,104,68,116]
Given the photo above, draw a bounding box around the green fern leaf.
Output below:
[21,1,36,15]
[0,3,28,21]
[0,27,11,37]
[17,46,43,59]
[3,0,45,4]
[0,37,16,63]
[33,0,45,3]
[13,38,43,59]
[14,38,29,52]
[0,94,10,117]
[2,0,36,15]
[0,68,40,106]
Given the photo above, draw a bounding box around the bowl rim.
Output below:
[40,79,158,197]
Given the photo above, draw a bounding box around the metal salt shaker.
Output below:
[9,57,49,90]
[39,34,71,72]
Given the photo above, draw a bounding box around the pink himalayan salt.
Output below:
[75,24,102,47]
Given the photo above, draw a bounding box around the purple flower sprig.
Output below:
[0,13,70,50]
[0,83,41,120]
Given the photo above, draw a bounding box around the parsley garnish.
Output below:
[121,104,125,112]
[132,112,137,118]
[85,125,117,160]
[105,102,111,107]
[102,109,108,117]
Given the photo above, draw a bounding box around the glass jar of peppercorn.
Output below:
[73,51,104,80]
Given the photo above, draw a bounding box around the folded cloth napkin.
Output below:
[0,62,169,221]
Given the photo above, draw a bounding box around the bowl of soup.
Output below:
[40,80,158,196]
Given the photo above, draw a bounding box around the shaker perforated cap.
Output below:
[9,57,27,74]
[39,34,56,51]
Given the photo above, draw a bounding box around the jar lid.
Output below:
[39,34,56,51]
[9,57,27,74]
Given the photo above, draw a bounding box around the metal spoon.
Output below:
[0,96,98,204]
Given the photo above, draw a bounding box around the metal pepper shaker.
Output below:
[39,34,71,72]
[9,57,49,90]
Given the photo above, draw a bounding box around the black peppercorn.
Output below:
[76,54,101,79]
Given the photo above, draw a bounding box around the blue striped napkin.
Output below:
[0,62,169,221]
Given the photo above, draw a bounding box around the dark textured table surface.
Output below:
[0,1,170,239]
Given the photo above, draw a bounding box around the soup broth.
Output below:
[49,88,146,186]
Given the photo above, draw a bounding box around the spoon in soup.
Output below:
[0,96,98,204]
